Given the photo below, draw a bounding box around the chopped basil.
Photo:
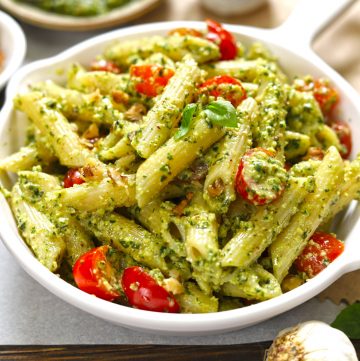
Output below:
[175,100,237,140]
[174,103,198,140]
[204,99,238,128]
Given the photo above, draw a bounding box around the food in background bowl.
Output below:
[0,20,358,314]
[14,0,132,16]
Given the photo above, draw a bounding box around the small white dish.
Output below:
[0,0,161,31]
[0,10,26,91]
[200,0,268,16]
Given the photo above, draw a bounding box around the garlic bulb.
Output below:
[266,321,358,361]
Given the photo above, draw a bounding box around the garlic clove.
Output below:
[266,321,358,361]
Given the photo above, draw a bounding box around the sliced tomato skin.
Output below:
[122,266,180,313]
[90,59,121,74]
[331,120,352,159]
[73,246,121,302]
[295,232,344,278]
[130,64,175,97]
[63,168,85,188]
[235,148,287,206]
[199,75,247,107]
[313,79,339,116]
[295,78,339,116]
[205,19,237,61]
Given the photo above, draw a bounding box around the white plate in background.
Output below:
[0,10,26,91]
[0,0,161,31]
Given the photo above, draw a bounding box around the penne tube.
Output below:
[270,146,344,282]
[322,155,360,224]
[67,64,131,95]
[0,144,38,172]
[221,176,314,268]
[255,80,287,160]
[57,174,136,212]
[202,58,287,84]
[135,111,225,207]
[176,282,218,313]
[31,80,122,125]
[17,171,95,267]
[221,264,282,301]
[104,35,220,67]
[184,206,221,294]
[79,211,168,273]
[14,92,95,168]
[10,184,66,272]
[203,97,254,213]
[131,54,202,158]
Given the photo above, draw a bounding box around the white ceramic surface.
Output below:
[0,0,359,336]
[200,0,267,16]
[0,10,26,90]
[0,0,161,31]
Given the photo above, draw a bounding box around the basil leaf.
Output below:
[204,99,238,128]
[331,303,360,339]
[174,103,197,140]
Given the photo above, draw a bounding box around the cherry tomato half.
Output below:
[205,19,237,61]
[296,78,339,116]
[130,64,175,97]
[331,120,352,159]
[90,59,122,74]
[73,246,121,301]
[63,168,85,188]
[235,148,288,206]
[295,232,344,278]
[199,75,247,107]
[122,266,180,313]
[313,79,339,116]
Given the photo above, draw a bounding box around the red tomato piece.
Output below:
[199,75,247,107]
[73,246,121,302]
[205,19,237,60]
[235,147,288,206]
[130,64,175,97]
[313,79,339,116]
[63,168,85,188]
[295,232,344,278]
[168,27,203,37]
[90,59,121,74]
[331,120,352,159]
[122,266,180,313]
[296,78,339,116]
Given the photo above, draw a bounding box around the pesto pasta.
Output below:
[1,20,358,314]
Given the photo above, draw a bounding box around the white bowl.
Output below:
[0,10,26,90]
[0,0,359,335]
[0,0,161,31]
